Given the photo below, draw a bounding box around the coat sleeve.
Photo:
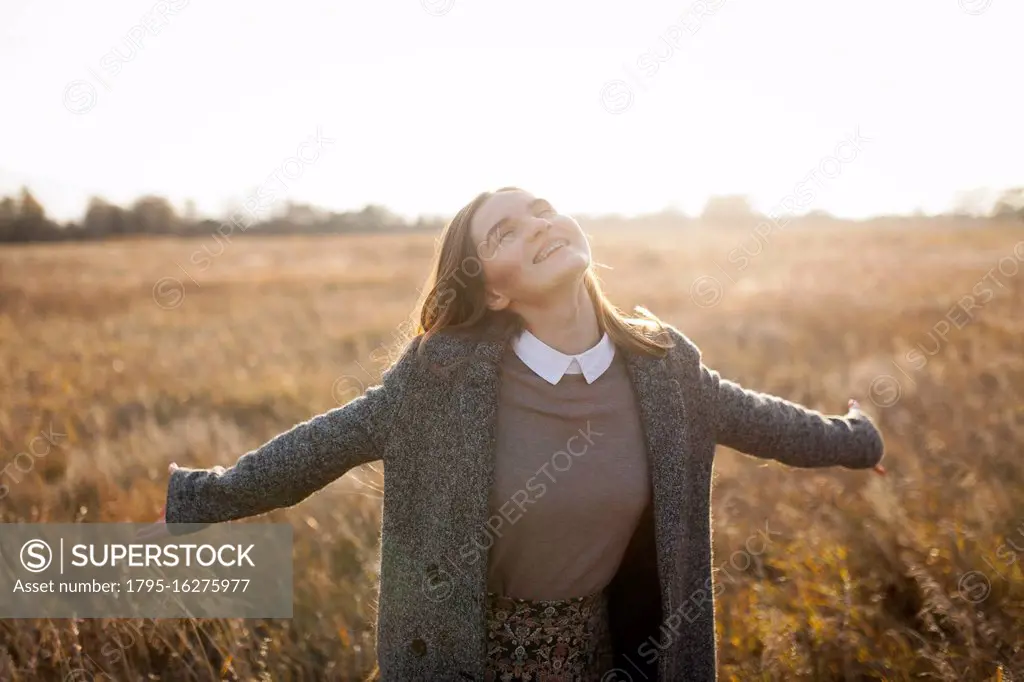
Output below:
[701,363,884,470]
[164,337,420,527]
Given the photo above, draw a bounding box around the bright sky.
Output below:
[1,0,1021,222]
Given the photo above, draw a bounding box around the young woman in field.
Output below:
[140,186,886,681]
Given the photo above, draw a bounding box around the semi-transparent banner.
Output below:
[0,523,292,618]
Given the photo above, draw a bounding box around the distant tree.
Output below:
[83,197,129,238]
[19,187,46,222]
[182,198,199,223]
[283,201,324,227]
[0,197,15,222]
[130,196,179,235]
[358,204,400,231]
[0,187,59,241]
[700,194,755,226]
[0,196,15,241]
[990,187,1024,220]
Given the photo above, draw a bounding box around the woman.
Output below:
[139,186,886,681]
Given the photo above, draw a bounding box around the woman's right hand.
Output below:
[848,399,887,476]
[135,462,179,541]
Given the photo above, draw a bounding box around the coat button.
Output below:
[411,638,427,657]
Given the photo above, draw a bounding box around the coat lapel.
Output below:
[453,329,508,651]
[623,347,690,622]
[458,334,506,544]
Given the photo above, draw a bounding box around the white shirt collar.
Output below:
[511,329,616,385]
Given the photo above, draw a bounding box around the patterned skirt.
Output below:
[484,588,615,682]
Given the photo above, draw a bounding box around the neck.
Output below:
[513,279,602,355]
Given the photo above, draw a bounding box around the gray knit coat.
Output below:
[164,318,885,681]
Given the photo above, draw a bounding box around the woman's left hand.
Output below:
[848,399,886,476]
[135,462,179,540]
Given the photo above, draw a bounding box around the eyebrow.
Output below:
[484,198,552,245]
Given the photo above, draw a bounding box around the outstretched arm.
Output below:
[702,364,885,470]
[161,337,420,526]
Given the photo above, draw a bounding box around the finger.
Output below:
[168,462,179,473]
[873,463,887,476]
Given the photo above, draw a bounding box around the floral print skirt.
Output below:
[484,588,615,682]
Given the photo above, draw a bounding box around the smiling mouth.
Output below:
[534,239,569,264]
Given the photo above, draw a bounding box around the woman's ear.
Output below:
[485,287,510,311]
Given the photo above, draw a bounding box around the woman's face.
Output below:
[468,189,591,311]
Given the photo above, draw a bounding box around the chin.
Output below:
[546,250,589,282]
[564,247,590,271]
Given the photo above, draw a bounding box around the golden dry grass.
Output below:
[0,220,1022,680]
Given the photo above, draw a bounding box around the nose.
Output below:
[529,217,552,242]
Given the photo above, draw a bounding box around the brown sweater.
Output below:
[485,347,649,600]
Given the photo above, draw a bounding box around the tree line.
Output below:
[0,189,447,243]
[1,186,1021,244]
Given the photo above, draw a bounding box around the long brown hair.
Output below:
[388,186,674,366]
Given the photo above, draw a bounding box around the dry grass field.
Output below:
[1,220,1022,680]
